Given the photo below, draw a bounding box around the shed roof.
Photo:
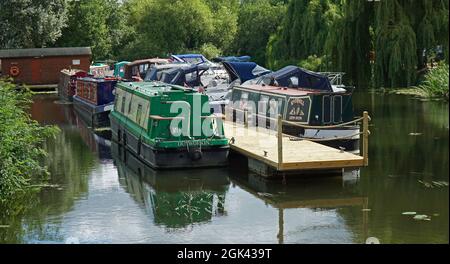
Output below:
[0,47,92,59]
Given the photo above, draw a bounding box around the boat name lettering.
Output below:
[177,140,212,147]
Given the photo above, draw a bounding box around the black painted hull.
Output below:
[111,116,229,169]
[73,96,112,128]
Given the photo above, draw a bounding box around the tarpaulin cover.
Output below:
[260,66,332,91]
[223,62,271,83]
[212,56,251,63]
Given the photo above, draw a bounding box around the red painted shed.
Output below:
[0,47,92,85]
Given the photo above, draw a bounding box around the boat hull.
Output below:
[73,95,113,128]
[111,116,229,169]
[302,126,360,153]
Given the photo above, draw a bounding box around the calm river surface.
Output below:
[0,91,448,244]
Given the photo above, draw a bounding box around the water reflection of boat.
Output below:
[112,142,230,229]
[74,109,112,160]
[229,171,368,243]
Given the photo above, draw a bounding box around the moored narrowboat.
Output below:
[73,77,117,128]
[228,66,360,152]
[57,69,88,102]
[110,81,229,169]
[123,58,169,80]
[89,63,112,77]
[113,61,130,78]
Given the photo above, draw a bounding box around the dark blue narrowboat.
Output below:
[73,77,117,128]
[229,66,360,153]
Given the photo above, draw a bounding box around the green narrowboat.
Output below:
[110,81,229,169]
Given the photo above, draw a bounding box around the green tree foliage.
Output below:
[233,0,285,65]
[373,0,418,87]
[374,0,449,87]
[268,0,449,88]
[325,1,372,87]
[55,0,129,60]
[122,0,210,59]
[267,0,339,69]
[0,79,59,202]
[0,0,68,48]
[205,0,239,53]
[121,0,235,60]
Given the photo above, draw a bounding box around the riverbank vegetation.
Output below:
[0,0,448,92]
[417,63,449,100]
[0,79,59,202]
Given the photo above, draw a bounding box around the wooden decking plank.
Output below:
[223,121,364,171]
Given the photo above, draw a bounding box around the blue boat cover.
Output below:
[222,62,271,83]
[212,56,251,63]
[260,66,332,91]
[171,54,208,64]
[160,64,209,87]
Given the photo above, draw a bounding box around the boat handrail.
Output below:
[149,115,185,120]
[319,72,345,85]
[226,106,369,129]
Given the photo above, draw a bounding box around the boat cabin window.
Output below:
[239,92,249,109]
[333,96,343,123]
[128,97,132,114]
[322,95,332,124]
[258,95,269,114]
[136,104,143,126]
[121,95,126,113]
[268,98,282,116]
[288,76,299,88]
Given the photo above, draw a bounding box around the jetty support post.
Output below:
[277,114,283,170]
[363,111,369,166]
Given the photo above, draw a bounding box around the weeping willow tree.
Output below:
[374,1,418,87]
[267,0,340,69]
[267,0,449,88]
[374,0,449,87]
[325,0,373,87]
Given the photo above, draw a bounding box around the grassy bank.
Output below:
[0,79,59,203]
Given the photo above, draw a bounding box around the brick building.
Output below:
[0,47,91,85]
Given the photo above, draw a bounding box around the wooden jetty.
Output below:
[221,111,371,177]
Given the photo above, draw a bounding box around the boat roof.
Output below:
[223,61,271,83]
[115,61,130,66]
[117,81,195,97]
[212,56,251,63]
[144,63,191,81]
[127,58,169,66]
[160,64,209,86]
[78,76,117,83]
[0,47,91,58]
[170,54,209,64]
[237,84,322,96]
[250,66,333,92]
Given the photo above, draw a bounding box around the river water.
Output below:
[0,91,448,244]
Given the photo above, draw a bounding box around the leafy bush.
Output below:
[0,79,59,201]
[417,63,449,100]
[297,55,327,72]
[196,43,222,60]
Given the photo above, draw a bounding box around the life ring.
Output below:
[9,66,20,76]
